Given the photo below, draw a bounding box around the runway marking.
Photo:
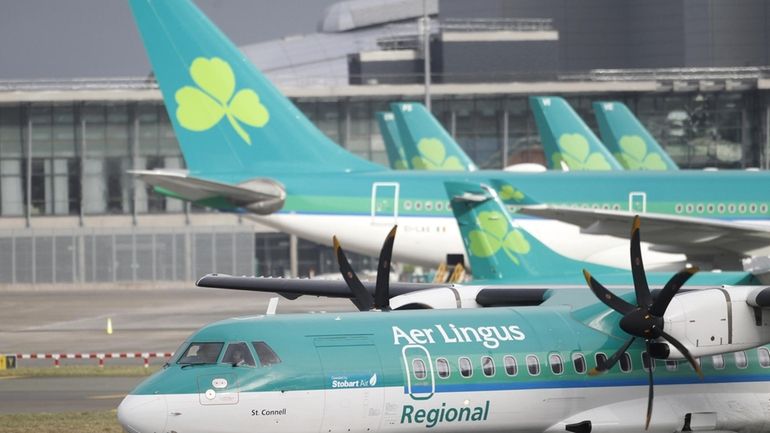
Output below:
[89,394,127,400]
[0,376,19,380]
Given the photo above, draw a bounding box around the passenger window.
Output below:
[735,351,748,369]
[665,360,678,371]
[595,353,607,370]
[712,354,725,370]
[413,359,427,379]
[222,342,256,367]
[526,355,540,376]
[758,348,770,368]
[481,356,495,377]
[620,353,632,373]
[503,355,518,376]
[177,342,223,365]
[459,357,473,378]
[572,353,586,374]
[436,358,450,378]
[549,354,564,375]
[251,341,281,366]
[641,352,655,372]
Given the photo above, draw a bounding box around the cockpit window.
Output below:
[252,341,281,366]
[177,342,223,365]
[222,342,256,367]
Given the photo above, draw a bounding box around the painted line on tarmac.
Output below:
[0,376,19,380]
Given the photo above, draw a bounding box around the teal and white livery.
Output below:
[128,0,770,272]
[377,112,410,170]
[593,101,679,171]
[529,96,623,171]
[390,102,477,172]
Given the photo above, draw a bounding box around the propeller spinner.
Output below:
[583,216,703,430]
[333,225,397,311]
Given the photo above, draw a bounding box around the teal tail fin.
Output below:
[445,180,617,281]
[376,112,409,170]
[128,0,379,182]
[593,101,679,170]
[529,96,623,171]
[390,102,477,171]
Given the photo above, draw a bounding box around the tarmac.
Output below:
[0,285,355,413]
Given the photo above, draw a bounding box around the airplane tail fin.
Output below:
[391,102,477,171]
[128,0,379,182]
[376,112,409,170]
[593,101,679,171]
[529,96,623,171]
[445,181,615,281]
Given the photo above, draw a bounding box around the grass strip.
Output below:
[0,410,122,433]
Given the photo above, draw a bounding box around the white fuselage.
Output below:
[119,381,770,433]
[252,213,686,271]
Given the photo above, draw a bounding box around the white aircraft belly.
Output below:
[124,382,770,433]
[252,214,684,270]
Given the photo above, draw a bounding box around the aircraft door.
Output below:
[315,336,385,432]
[371,182,399,225]
[629,192,647,213]
[402,345,435,400]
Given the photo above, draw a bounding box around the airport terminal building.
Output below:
[1,0,769,288]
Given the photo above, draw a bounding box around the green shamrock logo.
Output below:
[553,134,612,170]
[617,136,667,170]
[412,138,465,171]
[175,57,269,145]
[498,185,525,202]
[467,211,530,265]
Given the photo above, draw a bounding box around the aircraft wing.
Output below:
[518,206,770,261]
[129,169,285,214]
[196,273,450,299]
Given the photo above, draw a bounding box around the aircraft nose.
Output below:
[117,394,167,433]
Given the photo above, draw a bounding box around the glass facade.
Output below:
[0,91,765,220]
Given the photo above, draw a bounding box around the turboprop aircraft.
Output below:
[593,101,679,171]
[128,0,770,271]
[119,219,770,433]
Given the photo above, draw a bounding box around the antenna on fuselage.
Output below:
[266,297,279,315]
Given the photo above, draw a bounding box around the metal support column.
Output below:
[501,108,509,169]
[289,234,298,278]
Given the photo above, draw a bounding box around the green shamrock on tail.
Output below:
[553,133,612,170]
[175,57,269,145]
[412,138,465,171]
[617,136,667,170]
[467,211,530,265]
[498,185,525,202]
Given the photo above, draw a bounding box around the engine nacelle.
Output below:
[389,286,484,310]
[663,286,770,359]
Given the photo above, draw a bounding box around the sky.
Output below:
[0,0,339,80]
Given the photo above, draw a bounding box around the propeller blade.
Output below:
[583,270,635,315]
[659,330,704,379]
[589,337,635,376]
[374,225,397,310]
[644,340,654,430]
[630,216,653,308]
[333,236,373,311]
[649,267,699,317]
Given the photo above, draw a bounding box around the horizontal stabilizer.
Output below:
[129,169,285,214]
